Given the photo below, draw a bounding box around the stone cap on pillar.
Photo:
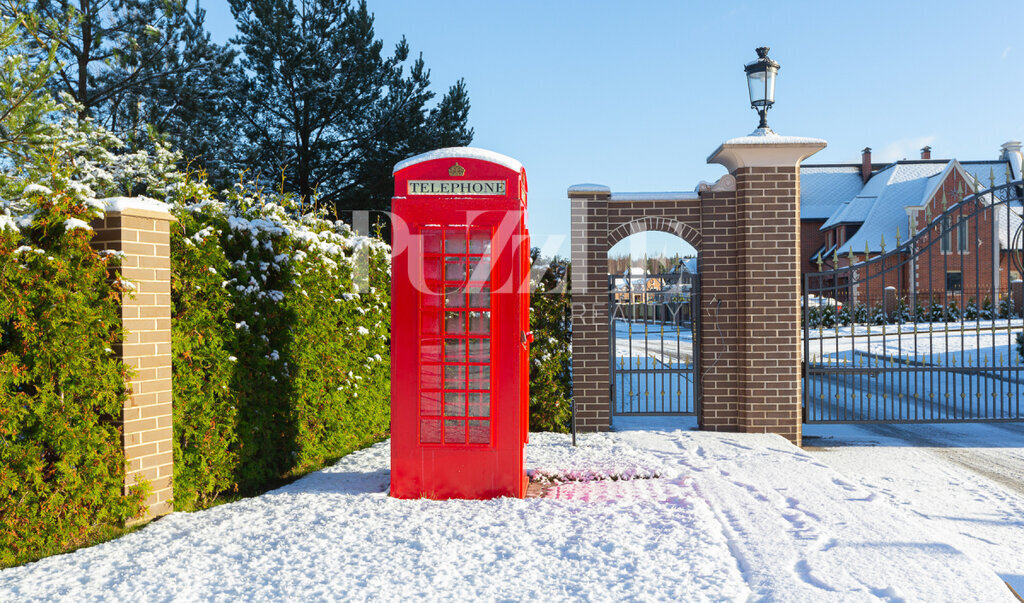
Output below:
[567,183,612,199]
[102,196,177,222]
[707,128,826,173]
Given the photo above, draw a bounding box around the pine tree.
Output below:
[228,0,472,213]
[108,2,243,189]
[0,3,60,160]
[23,0,240,184]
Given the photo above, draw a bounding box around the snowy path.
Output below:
[805,422,1024,597]
[0,431,1016,601]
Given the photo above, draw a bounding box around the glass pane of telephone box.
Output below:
[445,259,467,283]
[422,229,442,253]
[444,231,466,254]
[444,419,466,444]
[467,420,490,444]
[468,230,491,254]
[420,419,442,444]
[444,365,466,389]
[466,338,489,362]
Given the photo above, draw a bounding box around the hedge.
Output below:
[168,177,391,509]
[528,251,572,432]
[0,164,146,568]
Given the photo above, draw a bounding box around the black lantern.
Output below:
[744,47,779,130]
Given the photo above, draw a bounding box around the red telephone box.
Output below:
[390,147,530,499]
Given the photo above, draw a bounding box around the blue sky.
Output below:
[203,1,1024,259]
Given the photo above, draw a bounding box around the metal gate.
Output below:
[803,179,1024,423]
[610,269,700,415]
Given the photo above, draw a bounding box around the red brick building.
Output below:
[800,141,1024,304]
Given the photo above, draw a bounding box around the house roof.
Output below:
[798,166,863,220]
[804,155,1018,255]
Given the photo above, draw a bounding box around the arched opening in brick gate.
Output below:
[571,134,825,443]
[608,224,701,421]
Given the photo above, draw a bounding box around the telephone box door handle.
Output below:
[521,331,534,344]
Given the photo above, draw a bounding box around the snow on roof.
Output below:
[610,192,699,202]
[393,147,523,174]
[996,199,1024,250]
[798,165,863,221]
[839,162,949,253]
[959,160,1014,189]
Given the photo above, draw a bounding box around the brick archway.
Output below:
[607,216,703,252]
[568,135,825,445]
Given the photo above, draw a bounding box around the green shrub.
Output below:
[168,176,391,508]
[528,250,571,432]
[0,170,146,568]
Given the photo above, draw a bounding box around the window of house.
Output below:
[958,219,968,253]
[946,271,962,291]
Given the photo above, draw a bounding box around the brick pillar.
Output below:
[697,189,742,432]
[705,133,826,445]
[568,185,612,431]
[1012,280,1023,317]
[91,201,175,520]
[883,286,898,321]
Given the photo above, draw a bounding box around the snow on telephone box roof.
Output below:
[393,147,523,174]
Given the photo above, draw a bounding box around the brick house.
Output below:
[800,141,1024,303]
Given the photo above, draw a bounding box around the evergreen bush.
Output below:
[527,251,571,432]
[168,175,391,508]
[0,11,151,566]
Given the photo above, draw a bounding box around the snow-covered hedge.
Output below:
[1,70,390,570]
[168,177,390,509]
[0,126,151,568]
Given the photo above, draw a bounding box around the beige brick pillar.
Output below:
[705,132,826,445]
[91,200,175,519]
[568,184,612,431]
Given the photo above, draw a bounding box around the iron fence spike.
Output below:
[990,167,995,189]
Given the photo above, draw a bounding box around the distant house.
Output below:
[800,142,1024,302]
[612,267,663,303]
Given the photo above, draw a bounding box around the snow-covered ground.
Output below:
[2,429,1019,601]
[805,421,1024,597]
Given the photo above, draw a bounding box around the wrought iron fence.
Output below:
[804,179,1024,423]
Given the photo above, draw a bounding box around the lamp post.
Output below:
[744,46,779,131]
